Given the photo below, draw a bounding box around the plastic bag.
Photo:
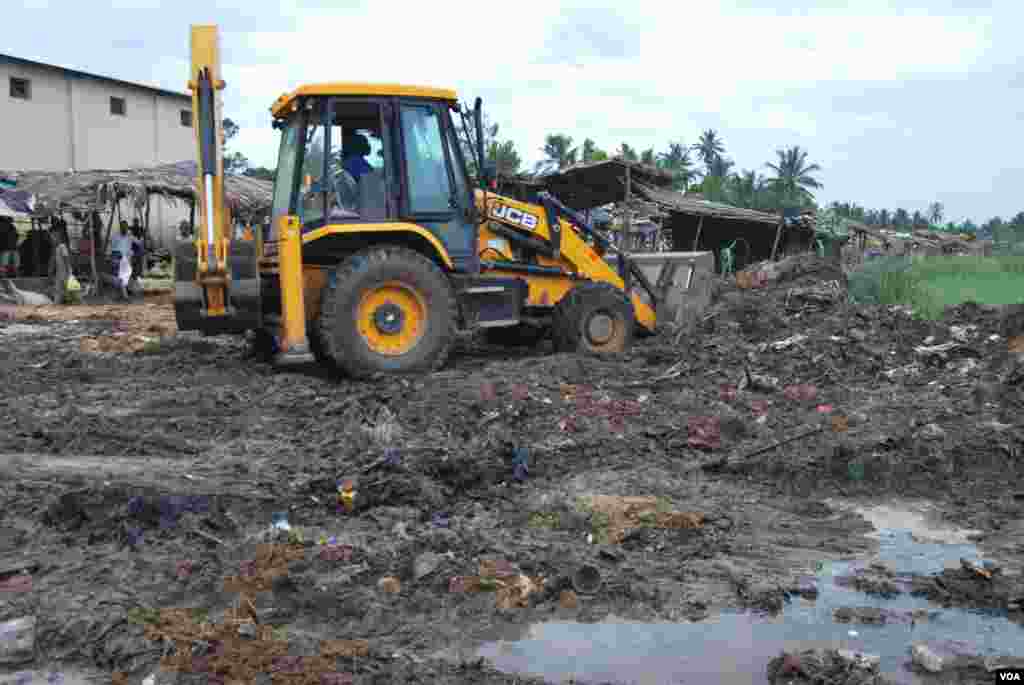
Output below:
[117,255,132,287]
[66,275,81,292]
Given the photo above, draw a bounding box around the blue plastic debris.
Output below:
[47,671,65,685]
[383,447,401,466]
[127,496,144,515]
[431,513,449,528]
[126,526,144,547]
[512,447,529,482]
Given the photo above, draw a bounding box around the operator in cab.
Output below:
[342,132,373,182]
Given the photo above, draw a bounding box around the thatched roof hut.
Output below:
[2,161,273,221]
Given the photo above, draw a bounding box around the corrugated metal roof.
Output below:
[537,158,675,210]
[633,182,779,225]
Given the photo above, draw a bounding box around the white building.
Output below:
[0,53,195,245]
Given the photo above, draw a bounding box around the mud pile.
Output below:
[0,255,1022,684]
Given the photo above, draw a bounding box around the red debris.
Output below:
[319,544,354,562]
[509,384,529,401]
[719,384,738,401]
[176,560,193,580]
[0,574,32,593]
[479,381,497,403]
[816,404,833,413]
[687,416,721,450]
[783,384,818,402]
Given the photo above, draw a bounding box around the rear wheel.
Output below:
[319,247,457,378]
[551,281,634,354]
[308,318,341,376]
[483,323,547,347]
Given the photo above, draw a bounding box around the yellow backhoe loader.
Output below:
[175,25,686,378]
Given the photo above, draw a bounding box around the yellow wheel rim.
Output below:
[356,280,427,356]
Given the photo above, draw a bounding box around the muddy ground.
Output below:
[1,256,1023,684]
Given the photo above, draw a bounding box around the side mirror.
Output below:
[482,161,498,190]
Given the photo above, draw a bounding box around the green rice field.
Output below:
[848,253,1024,319]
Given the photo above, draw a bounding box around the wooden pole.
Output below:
[189,199,196,237]
[623,165,632,251]
[770,210,785,261]
[692,214,705,252]
[89,211,100,294]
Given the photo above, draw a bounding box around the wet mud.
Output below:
[0,257,1023,683]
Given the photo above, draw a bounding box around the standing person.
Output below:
[110,222,133,300]
[129,222,145,292]
[0,216,18,278]
[49,224,72,304]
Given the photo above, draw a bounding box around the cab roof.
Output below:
[271,82,458,117]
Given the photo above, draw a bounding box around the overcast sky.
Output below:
[6,0,1022,222]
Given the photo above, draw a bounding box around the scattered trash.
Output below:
[378,576,401,594]
[688,415,721,450]
[176,560,193,580]
[783,384,818,402]
[847,630,858,637]
[719,384,738,401]
[816,404,833,413]
[319,544,354,563]
[511,446,529,482]
[337,479,356,513]
[0,616,35,665]
[0,573,31,593]
[383,446,401,466]
[271,512,291,531]
[830,415,849,433]
[559,590,579,609]
[495,574,540,610]
[431,512,449,528]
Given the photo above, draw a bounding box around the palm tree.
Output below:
[657,142,695,191]
[581,138,601,163]
[731,169,762,209]
[640,148,656,166]
[927,202,944,226]
[893,208,909,227]
[535,134,577,173]
[764,146,823,208]
[708,155,734,179]
[488,140,521,176]
[879,209,890,227]
[617,143,638,162]
[694,129,725,176]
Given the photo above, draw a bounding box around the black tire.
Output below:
[483,323,547,347]
[551,281,634,355]
[249,327,278,363]
[308,318,342,376]
[319,246,457,378]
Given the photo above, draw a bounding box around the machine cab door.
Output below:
[394,100,478,273]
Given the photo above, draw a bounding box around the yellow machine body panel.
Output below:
[302,223,456,270]
[475,191,657,331]
[272,83,457,117]
[188,25,230,317]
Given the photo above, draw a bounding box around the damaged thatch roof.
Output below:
[537,158,675,210]
[633,182,779,226]
[2,161,273,217]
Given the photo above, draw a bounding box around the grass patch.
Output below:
[527,511,560,529]
[849,255,1024,320]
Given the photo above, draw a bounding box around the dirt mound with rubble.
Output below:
[1,256,1022,683]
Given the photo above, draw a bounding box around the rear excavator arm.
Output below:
[188,25,231,318]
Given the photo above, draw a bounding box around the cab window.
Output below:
[326,101,387,222]
[400,104,452,214]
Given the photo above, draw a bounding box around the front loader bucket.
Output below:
[173,239,261,335]
[624,251,715,329]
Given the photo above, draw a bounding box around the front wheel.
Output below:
[319,247,457,378]
[551,281,634,355]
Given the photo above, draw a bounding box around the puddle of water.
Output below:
[476,505,1022,685]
